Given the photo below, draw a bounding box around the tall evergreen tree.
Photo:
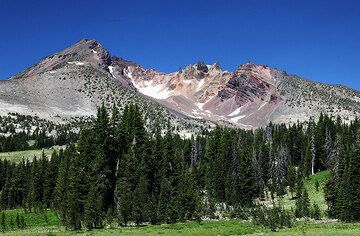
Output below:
[84,184,103,229]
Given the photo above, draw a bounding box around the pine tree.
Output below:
[157,177,171,223]
[294,192,302,218]
[116,122,136,225]
[295,169,303,199]
[133,175,149,225]
[274,146,288,196]
[324,127,334,168]
[344,136,360,221]
[204,126,222,201]
[252,148,265,199]
[311,202,321,220]
[304,143,312,177]
[93,103,115,211]
[16,212,20,229]
[315,180,320,192]
[1,212,5,233]
[287,165,296,198]
[295,178,310,218]
[84,184,103,229]
[237,137,257,206]
[20,215,26,229]
[302,188,311,217]
[62,145,85,230]
[54,149,70,223]
[9,215,14,230]
[146,124,163,225]
[116,177,132,226]
[43,150,59,208]
[0,178,10,209]
[64,170,82,229]
[178,167,201,222]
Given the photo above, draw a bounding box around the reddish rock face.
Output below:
[218,63,281,107]
[122,60,285,128]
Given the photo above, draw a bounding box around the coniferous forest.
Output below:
[0,103,360,230]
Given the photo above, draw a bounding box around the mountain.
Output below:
[0,39,209,135]
[113,56,360,128]
[1,39,360,130]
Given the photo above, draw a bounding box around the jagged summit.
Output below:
[1,39,360,129]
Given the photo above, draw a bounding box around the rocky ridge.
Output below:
[1,39,360,130]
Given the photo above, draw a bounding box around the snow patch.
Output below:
[230,115,246,123]
[192,109,204,116]
[196,79,205,92]
[108,66,115,73]
[187,114,203,119]
[108,66,116,79]
[196,103,205,110]
[67,61,85,66]
[228,107,242,117]
[91,49,98,54]
[124,66,133,79]
[132,80,177,100]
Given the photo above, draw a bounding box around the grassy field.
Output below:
[3,218,360,236]
[0,208,60,235]
[1,209,59,228]
[0,145,65,163]
[258,171,330,216]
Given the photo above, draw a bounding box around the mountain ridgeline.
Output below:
[1,103,360,230]
[0,39,360,131]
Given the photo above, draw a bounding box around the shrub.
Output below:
[251,205,293,231]
[311,202,321,220]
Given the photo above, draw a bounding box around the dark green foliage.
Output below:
[1,212,5,232]
[325,121,360,221]
[252,205,293,231]
[315,179,320,192]
[0,113,80,152]
[295,188,310,218]
[9,214,14,230]
[230,205,251,219]
[311,202,321,220]
[84,184,103,229]
[20,215,26,229]
[63,153,83,230]
[287,165,296,198]
[16,212,20,228]
[1,106,360,229]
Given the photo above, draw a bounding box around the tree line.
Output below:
[0,103,360,229]
[0,125,78,152]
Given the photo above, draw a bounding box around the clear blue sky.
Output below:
[1,0,359,90]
